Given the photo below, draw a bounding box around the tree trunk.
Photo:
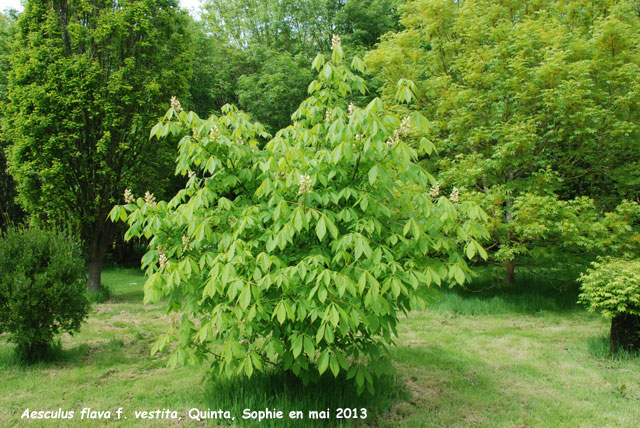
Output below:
[503,171,515,285]
[85,220,113,292]
[610,313,640,353]
[87,255,103,292]
[503,259,515,285]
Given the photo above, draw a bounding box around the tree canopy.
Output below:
[3,0,192,290]
[366,0,640,281]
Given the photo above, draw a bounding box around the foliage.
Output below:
[578,258,640,319]
[187,19,247,117]
[366,0,640,281]
[0,10,23,230]
[3,0,192,290]
[0,227,89,362]
[111,43,488,393]
[236,49,314,133]
[196,0,402,132]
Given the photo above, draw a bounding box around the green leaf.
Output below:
[239,284,251,310]
[318,350,329,375]
[316,217,326,241]
[292,335,303,358]
[276,301,287,324]
[368,165,378,185]
[330,354,339,377]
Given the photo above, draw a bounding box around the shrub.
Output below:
[578,257,640,353]
[0,227,89,362]
[111,41,489,393]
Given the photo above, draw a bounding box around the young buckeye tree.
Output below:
[3,0,191,291]
[111,38,489,393]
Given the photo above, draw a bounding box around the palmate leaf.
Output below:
[111,40,489,395]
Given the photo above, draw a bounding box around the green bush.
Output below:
[578,257,640,352]
[111,41,488,394]
[0,227,89,362]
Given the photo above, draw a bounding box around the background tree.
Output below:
[193,0,402,131]
[3,0,191,291]
[0,10,24,230]
[366,0,640,283]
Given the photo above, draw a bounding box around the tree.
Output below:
[3,0,191,291]
[0,10,24,230]
[186,19,247,117]
[236,49,314,133]
[111,42,489,393]
[366,0,640,282]
[193,0,403,132]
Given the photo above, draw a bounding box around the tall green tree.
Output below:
[0,10,24,230]
[366,0,640,282]
[4,0,191,291]
[195,0,402,131]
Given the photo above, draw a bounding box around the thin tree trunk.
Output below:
[503,171,515,285]
[503,259,515,285]
[87,254,103,292]
[85,220,112,292]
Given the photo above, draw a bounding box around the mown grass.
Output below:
[1,267,639,427]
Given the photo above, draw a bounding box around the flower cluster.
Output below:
[276,171,289,181]
[450,187,459,202]
[400,116,411,136]
[331,34,341,49]
[348,102,356,116]
[158,245,169,269]
[325,109,332,123]
[386,130,400,149]
[124,189,134,204]
[182,235,192,252]
[209,124,220,139]
[144,191,156,208]
[429,182,440,197]
[298,174,313,195]
[170,96,183,112]
[187,170,195,179]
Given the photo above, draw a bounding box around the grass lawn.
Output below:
[1,268,639,427]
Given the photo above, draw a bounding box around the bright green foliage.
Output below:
[0,227,89,362]
[112,43,488,393]
[3,0,191,290]
[366,0,640,281]
[578,258,640,318]
[496,195,640,272]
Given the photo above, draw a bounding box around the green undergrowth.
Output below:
[204,370,402,428]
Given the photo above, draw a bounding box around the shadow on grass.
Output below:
[386,345,528,427]
[434,267,584,315]
[0,337,144,370]
[204,369,407,428]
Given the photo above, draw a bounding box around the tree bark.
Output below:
[610,313,640,353]
[503,259,515,285]
[85,220,113,292]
